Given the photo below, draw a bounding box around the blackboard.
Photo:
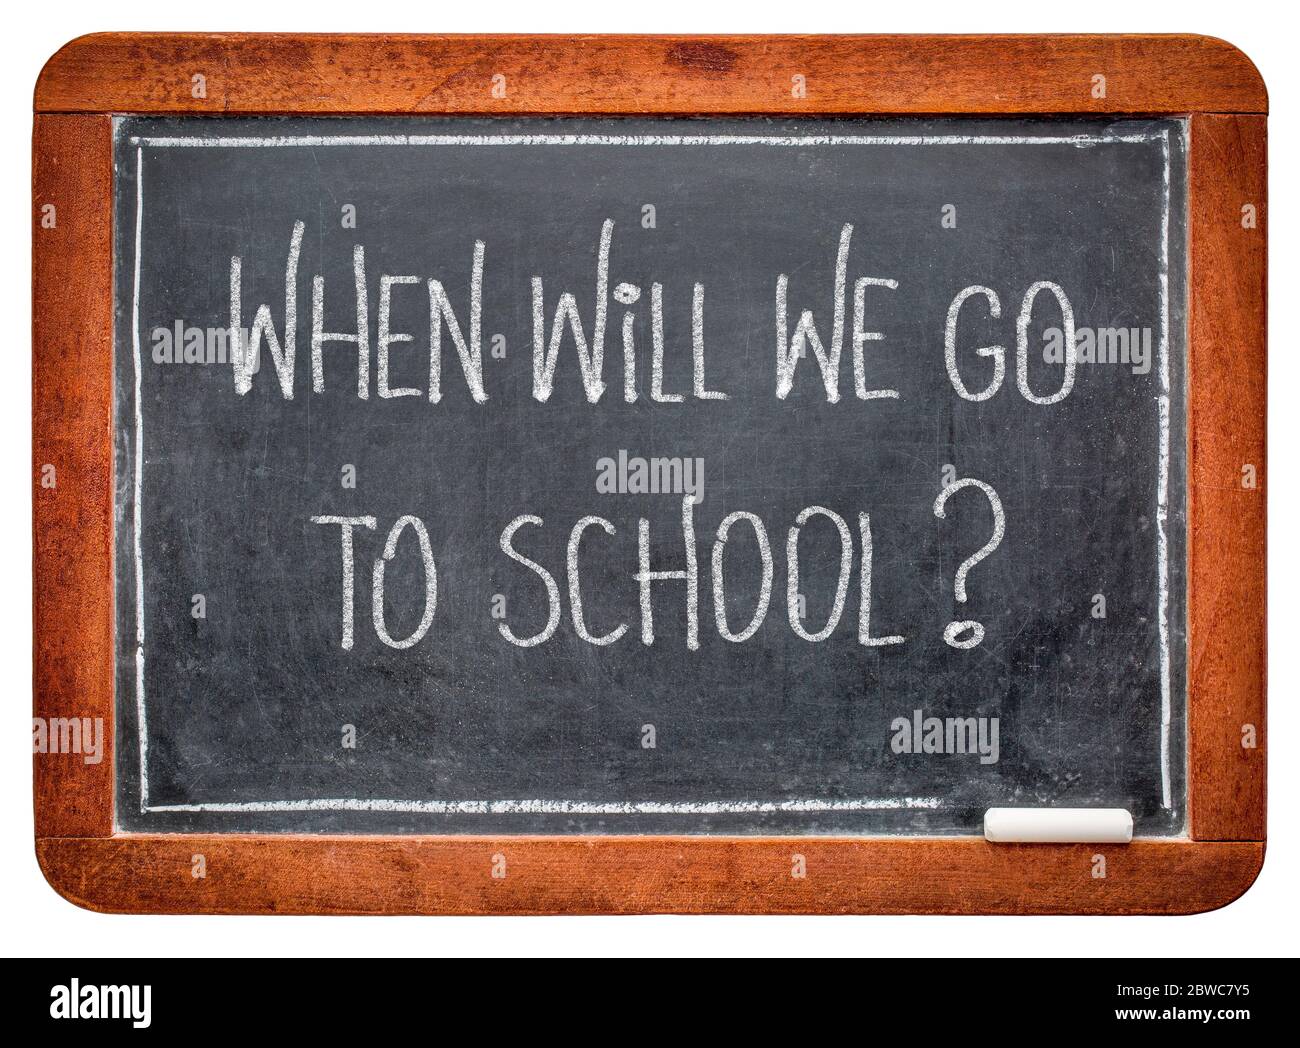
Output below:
[112,115,1188,836]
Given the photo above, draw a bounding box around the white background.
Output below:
[3,1,1292,957]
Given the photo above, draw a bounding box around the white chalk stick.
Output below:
[984,808,1133,843]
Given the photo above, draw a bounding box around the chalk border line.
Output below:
[127,128,1176,819]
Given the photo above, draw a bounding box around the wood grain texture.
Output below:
[1188,114,1267,841]
[32,114,114,838]
[35,836,1263,915]
[34,34,1267,116]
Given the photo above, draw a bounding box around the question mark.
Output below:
[932,477,1005,649]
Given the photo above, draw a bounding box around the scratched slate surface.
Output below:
[113,116,1187,835]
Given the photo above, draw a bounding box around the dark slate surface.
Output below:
[112,116,1187,835]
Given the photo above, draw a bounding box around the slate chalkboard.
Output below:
[112,115,1187,836]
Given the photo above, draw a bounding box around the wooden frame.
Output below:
[33,33,1266,914]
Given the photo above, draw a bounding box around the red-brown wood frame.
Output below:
[32,34,1266,914]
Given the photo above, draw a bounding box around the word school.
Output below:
[227,219,1084,406]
